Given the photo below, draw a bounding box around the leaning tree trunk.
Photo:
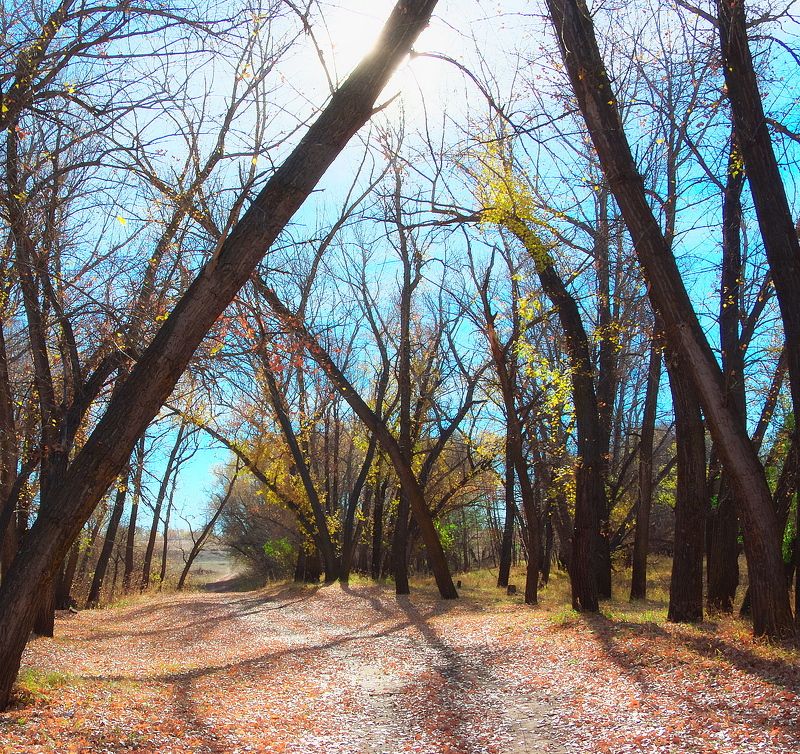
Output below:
[717,0,800,462]
[0,0,444,710]
[545,0,793,637]
[536,260,606,609]
[501,219,607,608]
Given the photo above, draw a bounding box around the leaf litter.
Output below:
[1,583,798,753]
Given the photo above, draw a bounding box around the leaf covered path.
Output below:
[1,583,799,753]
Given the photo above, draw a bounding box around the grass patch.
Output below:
[548,605,580,626]
[15,668,75,703]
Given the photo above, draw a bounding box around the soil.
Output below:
[1,582,798,753]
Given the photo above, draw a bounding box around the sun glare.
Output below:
[320,0,455,90]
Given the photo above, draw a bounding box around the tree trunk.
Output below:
[502,220,606,607]
[123,436,145,591]
[371,478,386,581]
[630,338,661,600]
[666,349,707,623]
[795,499,799,629]
[707,136,746,612]
[86,468,129,608]
[54,543,80,611]
[391,492,410,594]
[157,482,176,587]
[76,509,106,584]
[717,0,800,464]
[32,579,56,637]
[0,321,18,582]
[304,547,322,584]
[706,481,740,613]
[497,435,515,588]
[545,0,793,637]
[142,424,186,590]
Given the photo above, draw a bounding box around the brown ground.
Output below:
[1,580,798,753]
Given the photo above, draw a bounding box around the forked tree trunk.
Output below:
[502,221,606,608]
[545,0,793,637]
[0,0,442,709]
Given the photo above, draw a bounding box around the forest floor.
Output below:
[1,569,799,754]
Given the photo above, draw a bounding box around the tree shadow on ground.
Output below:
[580,612,800,739]
[72,586,320,644]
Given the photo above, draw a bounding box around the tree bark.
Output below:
[86,467,129,608]
[717,0,800,454]
[666,349,707,623]
[123,436,145,591]
[545,0,793,637]
[630,337,661,600]
[141,424,186,590]
[497,434,515,588]
[0,0,442,709]
[707,136,746,612]
[54,543,80,611]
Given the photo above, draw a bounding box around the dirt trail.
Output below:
[2,582,798,754]
[1,585,567,754]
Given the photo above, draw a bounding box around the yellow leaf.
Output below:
[116,215,127,226]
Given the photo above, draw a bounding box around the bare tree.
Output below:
[0,0,442,709]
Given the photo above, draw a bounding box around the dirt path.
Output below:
[1,585,567,754]
[1,583,798,753]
